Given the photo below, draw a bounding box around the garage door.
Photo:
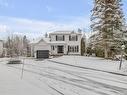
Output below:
[36,50,49,59]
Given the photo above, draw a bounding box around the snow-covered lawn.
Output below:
[0,56,127,95]
[0,59,54,95]
[49,56,127,74]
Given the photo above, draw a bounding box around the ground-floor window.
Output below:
[51,45,55,50]
[68,45,79,53]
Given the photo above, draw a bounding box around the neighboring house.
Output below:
[31,31,82,58]
[0,40,3,57]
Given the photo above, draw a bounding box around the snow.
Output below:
[49,56,127,74]
[0,62,51,95]
[0,56,127,95]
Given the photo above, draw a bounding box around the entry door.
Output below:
[57,46,64,53]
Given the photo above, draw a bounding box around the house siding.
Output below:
[31,31,82,58]
[50,32,82,55]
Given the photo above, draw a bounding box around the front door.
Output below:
[57,46,64,53]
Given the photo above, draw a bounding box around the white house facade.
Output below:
[31,31,82,58]
[0,40,3,57]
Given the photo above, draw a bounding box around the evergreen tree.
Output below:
[80,29,86,56]
[91,0,126,58]
[81,37,86,56]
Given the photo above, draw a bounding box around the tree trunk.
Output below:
[104,44,108,59]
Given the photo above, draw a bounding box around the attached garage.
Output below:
[31,38,51,59]
[36,50,49,59]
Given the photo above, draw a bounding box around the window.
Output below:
[71,36,76,41]
[56,35,65,41]
[56,35,58,41]
[68,45,79,53]
[69,35,78,41]
[76,35,78,41]
[51,45,55,50]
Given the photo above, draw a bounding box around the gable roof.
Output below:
[49,30,82,35]
[30,37,50,45]
[38,38,50,44]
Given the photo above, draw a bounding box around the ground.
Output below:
[0,56,127,95]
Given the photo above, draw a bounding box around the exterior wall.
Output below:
[50,35,56,42]
[0,41,3,57]
[67,34,82,55]
[50,33,82,55]
[50,44,67,55]
[33,41,51,58]
[31,32,82,58]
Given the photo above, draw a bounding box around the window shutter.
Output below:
[77,46,79,52]
[56,35,57,41]
[69,35,71,41]
[76,35,78,41]
[63,35,65,41]
[68,46,70,52]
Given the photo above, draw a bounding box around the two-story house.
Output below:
[31,31,82,58]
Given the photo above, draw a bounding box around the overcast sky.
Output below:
[0,0,127,39]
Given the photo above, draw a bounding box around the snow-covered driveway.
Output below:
[0,56,127,95]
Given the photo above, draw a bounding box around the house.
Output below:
[0,40,3,57]
[31,31,82,58]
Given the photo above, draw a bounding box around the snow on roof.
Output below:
[42,37,50,43]
[30,37,50,44]
[30,37,42,44]
[50,41,66,45]
[49,30,82,35]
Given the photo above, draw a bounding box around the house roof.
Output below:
[30,38,42,44]
[30,37,50,45]
[50,41,66,45]
[40,38,50,43]
[49,30,82,35]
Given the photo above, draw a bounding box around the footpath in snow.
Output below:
[49,56,127,75]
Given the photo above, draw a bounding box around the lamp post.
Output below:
[119,45,125,70]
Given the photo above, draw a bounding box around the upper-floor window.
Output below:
[69,35,78,41]
[56,35,65,41]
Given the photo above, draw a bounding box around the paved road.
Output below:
[2,58,127,95]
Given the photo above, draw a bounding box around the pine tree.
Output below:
[91,0,126,58]
[81,32,86,56]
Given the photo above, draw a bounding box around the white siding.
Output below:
[31,31,82,57]
[50,33,82,55]
[33,41,51,58]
